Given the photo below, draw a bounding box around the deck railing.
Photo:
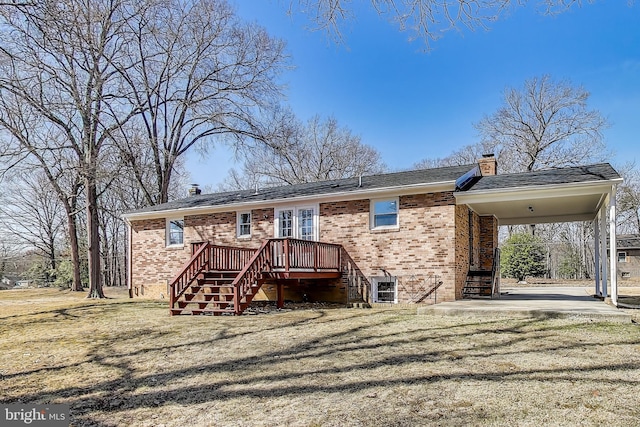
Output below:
[232,238,343,313]
[269,238,341,270]
[170,238,343,314]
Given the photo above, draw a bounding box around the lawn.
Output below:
[1,288,639,427]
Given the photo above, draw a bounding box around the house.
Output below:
[0,276,17,290]
[123,156,623,314]
[615,235,640,281]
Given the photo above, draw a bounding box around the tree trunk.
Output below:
[86,180,104,298]
[67,213,84,291]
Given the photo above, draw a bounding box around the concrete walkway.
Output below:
[417,286,632,323]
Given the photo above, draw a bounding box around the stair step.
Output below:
[203,270,240,277]
[179,299,234,306]
[468,270,492,276]
[171,308,235,316]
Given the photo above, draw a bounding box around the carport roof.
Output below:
[455,163,622,225]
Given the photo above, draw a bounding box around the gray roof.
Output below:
[125,162,621,217]
[462,163,621,192]
[126,163,476,215]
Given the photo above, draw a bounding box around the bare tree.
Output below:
[414,144,486,169]
[115,0,288,205]
[221,112,386,190]
[0,172,66,282]
[0,99,85,291]
[475,75,609,173]
[0,0,141,297]
[290,0,589,47]
[617,162,640,235]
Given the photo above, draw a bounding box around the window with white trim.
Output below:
[275,205,318,240]
[166,218,184,246]
[618,252,627,263]
[372,276,398,303]
[370,198,399,229]
[237,211,251,238]
[278,209,294,238]
[298,208,314,241]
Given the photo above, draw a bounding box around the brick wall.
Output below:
[129,193,496,304]
[454,206,471,300]
[129,208,274,298]
[479,215,498,270]
[320,192,458,303]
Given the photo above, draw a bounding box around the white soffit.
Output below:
[455,181,616,226]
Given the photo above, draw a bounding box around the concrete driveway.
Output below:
[418,286,632,323]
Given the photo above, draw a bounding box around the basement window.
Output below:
[618,252,627,263]
[372,276,398,303]
[622,271,631,278]
[166,218,184,247]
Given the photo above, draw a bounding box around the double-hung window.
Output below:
[166,218,184,247]
[370,198,399,229]
[237,211,251,238]
[618,252,627,263]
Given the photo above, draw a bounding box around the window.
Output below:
[166,218,184,246]
[370,198,399,229]
[237,211,251,237]
[372,276,397,303]
[278,209,294,238]
[622,271,631,278]
[618,252,627,263]
[275,205,318,240]
[298,208,314,241]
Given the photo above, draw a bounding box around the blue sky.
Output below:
[187,1,639,188]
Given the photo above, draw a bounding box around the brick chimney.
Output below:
[478,154,497,176]
[188,184,201,196]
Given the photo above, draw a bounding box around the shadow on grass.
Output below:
[2,301,639,426]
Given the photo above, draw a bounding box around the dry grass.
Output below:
[1,288,640,427]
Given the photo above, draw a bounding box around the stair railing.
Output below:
[414,275,444,303]
[231,239,273,314]
[169,243,211,310]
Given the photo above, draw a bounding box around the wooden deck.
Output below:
[169,238,343,315]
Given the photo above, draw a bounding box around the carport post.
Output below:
[600,204,608,298]
[609,186,618,306]
[593,215,601,297]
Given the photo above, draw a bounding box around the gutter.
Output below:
[122,180,458,222]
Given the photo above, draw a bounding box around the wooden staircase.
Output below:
[462,270,492,297]
[171,271,240,315]
[169,239,342,316]
[463,248,501,299]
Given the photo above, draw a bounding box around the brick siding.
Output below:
[129,193,497,303]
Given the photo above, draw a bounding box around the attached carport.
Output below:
[454,164,624,306]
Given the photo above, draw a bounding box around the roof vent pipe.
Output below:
[188,184,201,196]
